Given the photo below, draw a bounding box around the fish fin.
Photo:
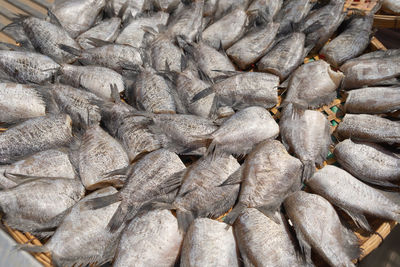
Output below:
[218,40,228,57]
[1,13,27,31]
[197,68,213,84]
[342,208,372,232]
[293,224,313,266]
[256,206,281,224]
[160,170,186,194]
[302,160,315,182]
[342,226,362,261]
[86,37,113,47]
[176,35,193,56]
[191,87,214,103]
[58,44,82,57]
[17,244,49,253]
[117,0,130,18]
[47,9,63,28]
[107,203,129,233]
[360,178,400,189]
[219,166,243,186]
[176,209,195,232]
[223,202,247,225]
[211,69,241,77]
[81,192,121,210]
[141,25,158,36]
[180,54,187,72]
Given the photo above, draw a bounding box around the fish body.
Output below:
[77,18,121,49]
[213,0,250,20]
[151,35,183,72]
[275,0,314,35]
[382,0,400,14]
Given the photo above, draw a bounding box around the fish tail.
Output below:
[223,202,247,225]
[177,209,195,232]
[191,87,214,103]
[17,243,49,253]
[107,203,129,233]
[58,44,81,57]
[81,192,120,210]
[302,160,315,182]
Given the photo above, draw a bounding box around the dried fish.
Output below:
[213,0,250,20]
[275,0,314,35]
[247,0,283,22]
[150,35,183,72]
[76,18,121,49]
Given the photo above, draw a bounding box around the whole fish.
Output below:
[0,148,76,189]
[307,165,400,230]
[213,0,250,20]
[0,114,72,164]
[344,86,400,114]
[224,140,302,225]
[127,67,176,114]
[320,15,374,67]
[153,0,180,12]
[247,0,283,22]
[334,139,400,187]
[59,64,124,101]
[234,208,305,267]
[77,124,129,190]
[51,0,106,38]
[227,21,280,69]
[115,12,169,48]
[275,0,314,35]
[181,218,239,267]
[284,191,360,267]
[382,0,400,14]
[0,51,59,84]
[76,18,122,49]
[336,114,400,144]
[283,60,344,108]
[171,154,240,231]
[0,83,46,123]
[150,35,184,72]
[0,177,85,234]
[192,72,279,111]
[114,209,183,267]
[280,104,331,180]
[202,8,248,50]
[257,32,305,81]
[82,149,186,232]
[20,187,121,267]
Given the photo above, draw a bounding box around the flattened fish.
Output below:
[284,191,360,267]
[114,209,183,267]
[181,218,239,267]
[76,17,121,49]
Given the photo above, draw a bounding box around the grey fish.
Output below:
[115,12,169,48]
[336,114,400,144]
[128,67,176,114]
[203,8,248,50]
[275,0,314,35]
[247,0,283,21]
[193,72,279,112]
[320,15,374,67]
[0,83,46,123]
[224,140,302,225]
[234,208,305,267]
[283,60,344,108]
[213,0,250,20]
[114,209,183,267]
[284,191,360,267]
[0,148,76,189]
[0,51,59,84]
[83,149,186,232]
[76,18,121,49]
[171,154,240,231]
[20,187,121,267]
[150,34,183,72]
[51,0,106,38]
[344,86,400,114]
[0,114,72,164]
[307,165,400,230]
[59,64,124,101]
[181,218,239,267]
[280,104,331,180]
[382,0,400,14]
[227,21,280,69]
[334,139,400,188]
[77,124,129,190]
[198,106,279,156]
[0,177,84,234]
[257,32,305,80]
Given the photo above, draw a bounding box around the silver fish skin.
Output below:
[224,140,302,225]
[257,32,305,80]
[59,64,124,101]
[203,8,248,50]
[227,22,280,69]
[275,0,314,35]
[344,86,400,114]
[356,49,400,61]
[78,124,129,190]
[284,191,360,267]
[0,83,45,123]
[151,35,183,72]
[77,18,121,49]
[320,15,374,67]
[0,177,85,234]
[0,114,72,164]
[181,218,239,267]
[20,17,80,64]
[22,187,121,266]
[307,165,400,230]
[0,51,60,84]
[109,0,151,15]
[341,55,400,89]
[336,114,400,144]
[114,209,183,267]
[382,0,400,14]
[334,139,400,187]
[153,0,180,12]
[116,12,170,48]
[280,104,331,181]
[128,67,176,114]
[234,208,304,267]
[173,154,240,230]
[204,0,218,17]
[51,0,106,38]
[283,60,344,108]
[165,0,204,41]
[213,0,250,20]
[0,148,76,189]
[247,0,283,21]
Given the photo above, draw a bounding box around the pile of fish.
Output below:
[0,0,399,266]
